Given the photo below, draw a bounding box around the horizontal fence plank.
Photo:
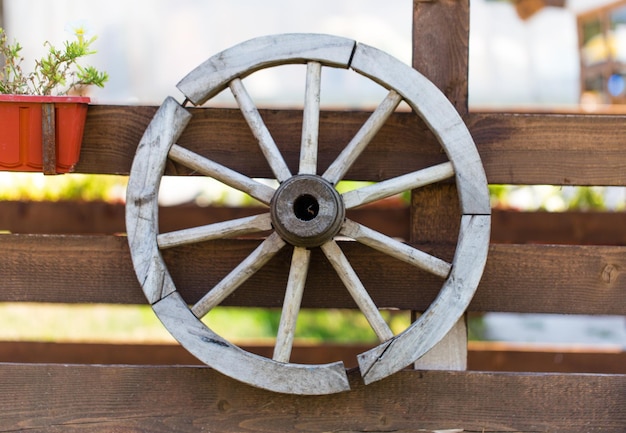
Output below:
[2,200,625,246]
[1,340,625,374]
[78,105,156,175]
[2,234,625,315]
[78,105,446,180]
[0,201,410,240]
[467,341,626,374]
[0,364,623,432]
[491,209,626,245]
[469,112,626,186]
[77,105,626,185]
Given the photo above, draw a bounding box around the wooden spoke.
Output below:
[168,144,275,205]
[342,162,455,209]
[340,219,451,279]
[299,62,322,175]
[191,232,286,318]
[273,247,311,363]
[157,213,272,250]
[229,78,292,182]
[321,241,394,342]
[322,90,403,184]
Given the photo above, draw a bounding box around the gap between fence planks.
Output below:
[77,105,626,186]
[2,233,625,315]
[0,364,623,432]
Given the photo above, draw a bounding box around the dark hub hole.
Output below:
[293,194,319,221]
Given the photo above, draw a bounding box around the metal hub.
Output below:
[270,175,345,248]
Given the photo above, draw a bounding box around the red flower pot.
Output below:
[0,95,89,173]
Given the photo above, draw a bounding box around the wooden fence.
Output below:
[1,1,625,431]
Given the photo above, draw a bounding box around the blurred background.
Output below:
[2,0,623,108]
[1,0,625,348]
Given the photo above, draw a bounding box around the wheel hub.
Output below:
[270,175,345,248]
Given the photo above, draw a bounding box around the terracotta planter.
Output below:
[0,95,90,174]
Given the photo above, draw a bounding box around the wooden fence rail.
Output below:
[2,233,625,315]
[1,365,623,432]
[2,340,626,374]
[2,200,626,245]
[77,106,626,186]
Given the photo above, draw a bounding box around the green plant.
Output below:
[0,25,108,95]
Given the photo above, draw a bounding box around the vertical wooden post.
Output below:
[411,0,471,371]
[412,0,470,117]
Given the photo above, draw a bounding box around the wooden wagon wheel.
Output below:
[126,34,490,395]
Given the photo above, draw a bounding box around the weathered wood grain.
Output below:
[413,0,470,116]
[77,104,157,174]
[468,112,626,186]
[177,33,355,105]
[340,218,451,277]
[125,97,190,304]
[273,246,310,362]
[411,0,472,374]
[229,78,292,182]
[77,106,626,186]
[0,364,623,432]
[124,88,354,393]
[342,161,454,209]
[299,61,322,175]
[2,234,625,315]
[413,317,468,371]
[157,213,272,250]
[190,232,286,317]
[492,209,626,245]
[168,144,275,205]
[322,90,403,184]
[467,342,626,374]
[321,240,395,342]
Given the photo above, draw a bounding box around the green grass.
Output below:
[204,308,411,344]
[0,303,412,344]
[0,303,174,343]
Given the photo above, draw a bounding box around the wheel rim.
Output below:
[126,33,490,395]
